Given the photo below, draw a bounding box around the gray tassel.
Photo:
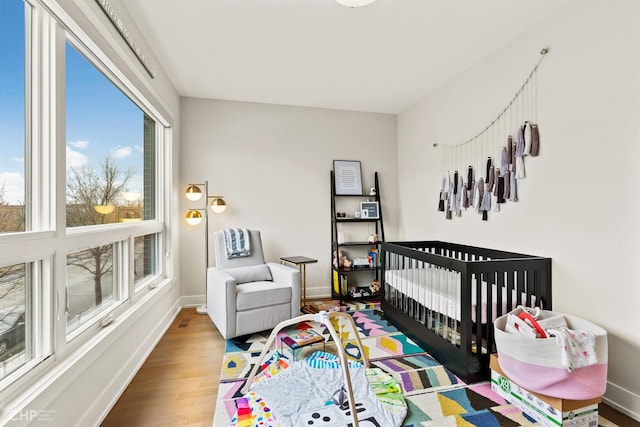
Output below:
[476,178,484,212]
[516,125,526,179]
[530,123,540,157]
[438,177,446,211]
[503,170,510,200]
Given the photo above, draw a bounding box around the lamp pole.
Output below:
[198,180,210,315]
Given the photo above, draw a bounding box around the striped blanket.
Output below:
[223,228,251,259]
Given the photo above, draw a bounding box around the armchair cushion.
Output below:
[224,264,272,284]
[236,281,293,311]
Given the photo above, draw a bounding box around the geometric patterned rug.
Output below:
[212,307,617,427]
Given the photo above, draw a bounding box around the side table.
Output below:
[279,256,317,307]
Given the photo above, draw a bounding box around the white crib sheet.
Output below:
[384,268,531,324]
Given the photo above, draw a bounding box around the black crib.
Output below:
[380,241,552,383]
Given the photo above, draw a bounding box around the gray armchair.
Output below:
[207,229,300,339]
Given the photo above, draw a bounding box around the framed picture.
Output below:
[360,201,379,219]
[333,160,362,195]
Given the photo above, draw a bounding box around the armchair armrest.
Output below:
[207,267,238,339]
[266,262,300,317]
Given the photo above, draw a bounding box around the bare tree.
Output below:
[0,184,26,327]
[66,158,134,305]
[0,182,24,233]
[66,158,135,227]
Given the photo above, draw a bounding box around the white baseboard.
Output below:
[304,286,332,300]
[180,294,204,308]
[603,380,640,422]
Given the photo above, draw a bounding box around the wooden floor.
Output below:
[101,308,224,427]
[102,307,639,427]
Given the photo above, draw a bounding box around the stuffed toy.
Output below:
[333,250,352,268]
[369,280,380,294]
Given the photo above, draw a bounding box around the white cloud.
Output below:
[69,140,89,150]
[134,145,144,153]
[66,146,89,169]
[0,172,25,204]
[111,146,132,159]
[12,157,24,163]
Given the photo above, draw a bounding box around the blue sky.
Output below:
[1,0,145,205]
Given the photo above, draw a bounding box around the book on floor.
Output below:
[281,329,323,349]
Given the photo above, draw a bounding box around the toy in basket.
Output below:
[494,306,607,400]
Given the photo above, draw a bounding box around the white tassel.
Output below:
[524,121,532,155]
[516,157,526,179]
[509,173,518,202]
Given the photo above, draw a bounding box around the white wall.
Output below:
[397,0,640,419]
[179,98,398,301]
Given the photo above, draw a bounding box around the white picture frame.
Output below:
[333,160,363,195]
[360,201,379,219]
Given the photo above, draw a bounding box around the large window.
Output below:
[0,0,26,234]
[64,41,162,331]
[65,42,155,227]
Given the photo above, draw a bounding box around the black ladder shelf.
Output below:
[330,171,385,304]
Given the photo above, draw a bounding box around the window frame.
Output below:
[0,0,173,402]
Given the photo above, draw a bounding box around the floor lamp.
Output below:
[185,180,227,315]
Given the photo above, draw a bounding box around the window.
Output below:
[0,263,29,381]
[134,233,159,291]
[0,0,26,234]
[65,42,156,227]
[66,245,118,334]
[63,38,164,334]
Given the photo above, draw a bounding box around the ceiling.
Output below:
[123,0,569,114]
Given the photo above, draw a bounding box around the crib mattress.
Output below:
[384,268,530,323]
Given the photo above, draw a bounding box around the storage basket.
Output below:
[494,307,607,400]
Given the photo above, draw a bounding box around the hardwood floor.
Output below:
[103,307,639,427]
[101,308,224,427]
